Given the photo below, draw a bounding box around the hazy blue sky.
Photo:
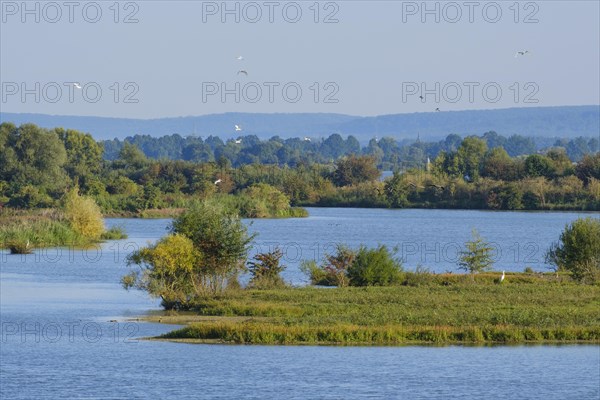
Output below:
[1,0,599,118]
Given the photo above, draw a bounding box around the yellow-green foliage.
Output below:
[62,189,105,239]
[0,209,88,250]
[124,234,202,307]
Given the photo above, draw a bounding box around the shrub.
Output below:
[458,229,495,276]
[170,201,255,295]
[348,245,404,286]
[124,234,201,309]
[300,245,355,287]
[62,189,105,240]
[248,248,287,289]
[100,226,128,240]
[546,217,600,282]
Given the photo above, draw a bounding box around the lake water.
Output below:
[1,208,599,399]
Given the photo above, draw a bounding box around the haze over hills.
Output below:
[1,106,598,142]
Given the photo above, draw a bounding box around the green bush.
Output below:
[100,226,128,240]
[348,245,404,286]
[546,217,600,282]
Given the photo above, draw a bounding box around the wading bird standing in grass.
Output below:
[500,270,505,283]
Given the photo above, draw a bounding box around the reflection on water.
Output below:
[1,209,598,399]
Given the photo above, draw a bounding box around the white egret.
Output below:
[214,179,222,185]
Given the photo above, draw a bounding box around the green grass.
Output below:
[0,214,87,251]
[100,226,129,240]
[156,280,600,345]
[0,208,127,251]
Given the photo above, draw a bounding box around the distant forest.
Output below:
[102,132,600,170]
[2,122,599,212]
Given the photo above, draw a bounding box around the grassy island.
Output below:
[147,277,600,345]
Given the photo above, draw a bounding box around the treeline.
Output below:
[102,131,599,168]
[1,122,599,213]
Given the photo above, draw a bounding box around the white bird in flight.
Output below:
[235,125,242,132]
[237,56,244,60]
[235,138,242,144]
[514,50,530,58]
[214,179,222,185]
[303,137,311,142]
[73,82,82,89]
[237,70,248,76]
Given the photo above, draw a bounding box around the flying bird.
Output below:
[514,50,530,58]
[73,82,82,89]
[235,125,242,132]
[214,179,222,185]
[235,138,242,144]
[237,70,248,76]
[419,95,424,100]
[237,56,244,60]
[303,137,311,142]
[435,108,440,112]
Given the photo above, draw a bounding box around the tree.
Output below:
[504,135,535,157]
[170,201,256,295]
[384,171,410,208]
[524,154,555,178]
[117,142,147,170]
[1,123,68,199]
[323,245,355,287]
[62,188,105,240]
[481,147,516,180]
[124,234,202,309]
[241,183,291,218]
[458,230,495,277]
[332,155,381,187]
[347,245,404,286]
[546,217,600,282]
[456,137,487,181]
[56,128,104,185]
[576,153,600,185]
[247,248,286,289]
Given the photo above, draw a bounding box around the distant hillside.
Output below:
[1,106,598,142]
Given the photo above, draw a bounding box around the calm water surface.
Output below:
[1,208,598,399]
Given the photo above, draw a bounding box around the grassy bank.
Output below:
[0,208,126,252]
[150,277,600,345]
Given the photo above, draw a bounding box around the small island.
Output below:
[123,204,600,346]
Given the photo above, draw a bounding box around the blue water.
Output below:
[1,208,599,399]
